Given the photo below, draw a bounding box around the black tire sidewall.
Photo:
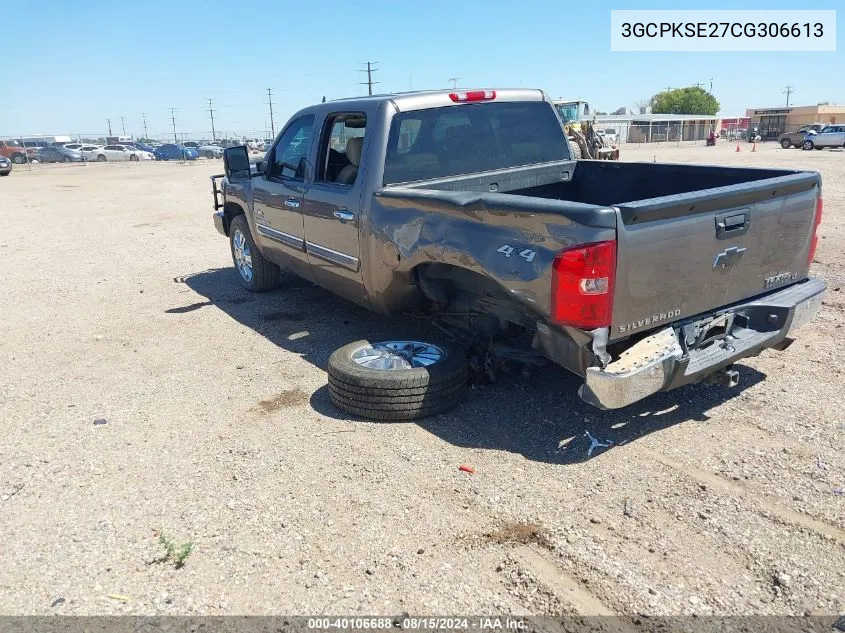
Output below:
[781,139,791,149]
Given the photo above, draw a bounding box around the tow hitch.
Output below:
[703,366,740,388]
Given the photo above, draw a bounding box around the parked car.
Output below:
[80,145,103,161]
[182,141,201,149]
[802,125,845,150]
[779,123,824,149]
[197,145,224,159]
[88,144,149,161]
[131,141,157,154]
[36,145,84,163]
[153,144,199,161]
[0,155,11,176]
[0,140,32,164]
[596,128,618,144]
[210,88,825,419]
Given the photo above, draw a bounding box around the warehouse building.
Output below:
[745,104,845,140]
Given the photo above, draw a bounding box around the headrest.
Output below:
[345,136,363,166]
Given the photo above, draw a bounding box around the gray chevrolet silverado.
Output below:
[211,88,825,420]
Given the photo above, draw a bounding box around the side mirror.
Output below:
[224,145,251,178]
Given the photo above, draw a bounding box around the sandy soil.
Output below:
[0,142,843,617]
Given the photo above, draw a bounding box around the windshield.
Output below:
[384,102,568,185]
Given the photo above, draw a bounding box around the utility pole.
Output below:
[665,85,672,92]
[207,98,217,141]
[783,85,795,108]
[107,118,112,136]
[359,62,379,96]
[169,108,177,142]
[266,89,275,137]
[141,113,148,140]
[709,77,714,93]
[121,117,126,135]
[448,77,460,89]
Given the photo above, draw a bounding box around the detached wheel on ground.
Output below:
[228,214,280,291]
[328,340,468,421]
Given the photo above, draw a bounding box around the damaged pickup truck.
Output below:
[211,88,825,419]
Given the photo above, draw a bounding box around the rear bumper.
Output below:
[213,211,226,236]
[579,277,827,409]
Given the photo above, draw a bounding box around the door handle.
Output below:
[284,197,300,209]
[333,210,355,222]
[715,210,749,239]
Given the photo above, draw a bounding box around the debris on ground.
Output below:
[49,597,65,608]
[624,498,634,517]
[458,464,475,474]
[93,418,108,426]
[585,430,613,457]
[485,521,546,545]
[107,594,131,602]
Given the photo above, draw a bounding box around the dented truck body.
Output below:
[212,88,825,409]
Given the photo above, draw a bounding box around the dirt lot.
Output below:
[1,142,843,617]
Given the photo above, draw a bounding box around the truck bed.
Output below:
[387,160,820,340]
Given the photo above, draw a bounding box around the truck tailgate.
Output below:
[611,172,820,340]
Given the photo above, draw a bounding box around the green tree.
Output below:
[649,87,720,116]
[611,107,627,115]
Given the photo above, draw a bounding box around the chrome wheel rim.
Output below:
[351,341,444,370]
[232,229,253,282]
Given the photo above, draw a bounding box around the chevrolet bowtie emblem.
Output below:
[713,246,747,269]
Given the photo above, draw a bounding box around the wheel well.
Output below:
[413,263,534,332]
[222,202,245,236]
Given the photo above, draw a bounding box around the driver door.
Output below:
[252,114,315,279]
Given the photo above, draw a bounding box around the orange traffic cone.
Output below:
[735,142,742,152]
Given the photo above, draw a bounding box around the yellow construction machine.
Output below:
[553,100,620,160]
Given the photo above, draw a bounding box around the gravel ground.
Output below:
[0,142,843,617]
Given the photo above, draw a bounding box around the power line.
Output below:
[783,85,796,108]
[359,62,379,96]
[448,77,460,89]
[169,108,178,142]
[207,98,217,141]
[266,89,275,137]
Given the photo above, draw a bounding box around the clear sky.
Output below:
[1,0,841,139]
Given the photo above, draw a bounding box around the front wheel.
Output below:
[802,140,814,151]
[327,340,468,420]
[129,154,139,161]
[781,139,792,149]
[97,154,107,162]
[63,156,71,163]
[228,214,280,291]
[11,153,26,164]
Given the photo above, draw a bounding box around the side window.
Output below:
[316,113,367,184]
[269,114,315,180]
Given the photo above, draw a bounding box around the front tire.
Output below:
[781,139,792,149]
[129,154,139,161]
[228,214,280,292]
[802,140,814,151]
[11,153,26,164]
[63,156,71,163]
[327,340,468,421]
[568,140,582,159]
[97,154,107,162]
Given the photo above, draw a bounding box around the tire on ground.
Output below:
[327,340,468,420]
[229,214,280,292]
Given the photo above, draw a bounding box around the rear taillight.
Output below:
[808,197,823,264]
[551,241,616,329]
[448,90,496,103]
